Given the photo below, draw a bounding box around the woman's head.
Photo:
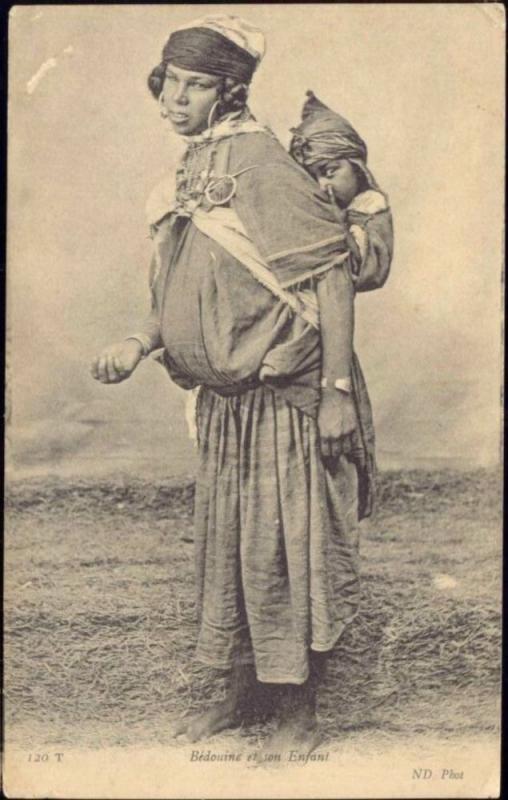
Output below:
[148,64,249,136]
[148,15,264,136]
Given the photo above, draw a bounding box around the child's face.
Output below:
[309,159,361,208]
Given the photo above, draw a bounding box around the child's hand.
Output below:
[318,389,357,459]
[90,340,143,384]
[346,230,362,263]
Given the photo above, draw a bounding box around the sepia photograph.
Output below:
[4,3,504,798]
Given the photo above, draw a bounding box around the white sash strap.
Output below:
[192,206,320,329]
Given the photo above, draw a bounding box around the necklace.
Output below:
[173,114,274,214]
[175,139,219,212]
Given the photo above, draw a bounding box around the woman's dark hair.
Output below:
[147,63,167,99]
[219,77,249,115]
[147,64,248,118]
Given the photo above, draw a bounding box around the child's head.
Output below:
[290,91,377,207]
[306,158,368,208]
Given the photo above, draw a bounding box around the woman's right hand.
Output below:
[318,389,357,460]
[90,340,144,384]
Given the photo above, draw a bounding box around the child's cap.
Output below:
[290,91,378,189]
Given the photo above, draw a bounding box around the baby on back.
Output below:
[289,91,393,292]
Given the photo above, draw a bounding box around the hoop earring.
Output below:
[207,100,221,130]
[159,93,168,119]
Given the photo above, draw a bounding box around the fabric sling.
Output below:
[189,132,349,330]
[191,205,335,330]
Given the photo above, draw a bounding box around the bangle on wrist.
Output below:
[321,376,352,394]
[125,335,151,358]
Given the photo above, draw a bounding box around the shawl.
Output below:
[146,118,351,289]
[145,123,377,518]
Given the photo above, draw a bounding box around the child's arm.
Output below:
[316,261,357,459]
[346,191,393,291]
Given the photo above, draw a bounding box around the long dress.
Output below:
[137,115,386,684]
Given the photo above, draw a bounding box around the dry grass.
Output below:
[4,468,502,750]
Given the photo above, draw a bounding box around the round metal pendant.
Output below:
[204,175,237,206]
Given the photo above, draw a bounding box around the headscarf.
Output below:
[162,15,265,84]
[290,91,378,189]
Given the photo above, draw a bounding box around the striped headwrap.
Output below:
[162,15,265,84]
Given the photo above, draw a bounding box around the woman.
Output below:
[91,14,376,749]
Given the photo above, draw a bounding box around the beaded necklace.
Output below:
[173,111,271,214]
[175,139,218,212]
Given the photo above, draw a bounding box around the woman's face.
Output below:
[161,64,222,136]
[309,159,361,208]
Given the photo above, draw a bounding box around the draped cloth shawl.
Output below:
[221,128,350,287]
[146,124,376,516]
[147,123,351,289]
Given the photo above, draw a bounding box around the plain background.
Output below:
[7,3,505,477]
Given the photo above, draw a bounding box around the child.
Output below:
[289,91,393,293]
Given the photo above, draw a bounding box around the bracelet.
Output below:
[125,334,151,358]
[321,376,352,394]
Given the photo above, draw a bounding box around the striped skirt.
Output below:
[193,384,361,685]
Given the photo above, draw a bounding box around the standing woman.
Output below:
[91,15,378,748]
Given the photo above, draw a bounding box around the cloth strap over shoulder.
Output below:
[192,135,350,329]
[192,205,323,328]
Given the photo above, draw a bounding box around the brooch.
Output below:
[204,174,237,206]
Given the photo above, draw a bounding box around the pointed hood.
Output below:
[290,91,378,189]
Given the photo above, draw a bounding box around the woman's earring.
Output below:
[159,93,168,119]
[207,100,221,130]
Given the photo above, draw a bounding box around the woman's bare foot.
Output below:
[262,705,323,755]
[260,676,325,757]
[271,719,324,754]
[173,663,272,742]
[173,696,243,742]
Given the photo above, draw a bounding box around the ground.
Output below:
[4,468,501,756]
